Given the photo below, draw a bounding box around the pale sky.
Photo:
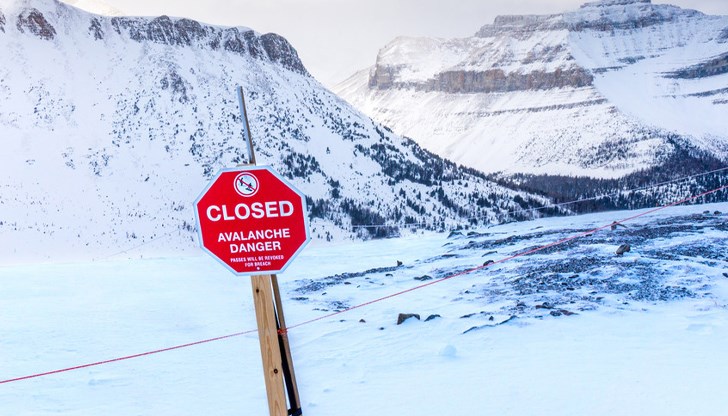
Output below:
[66,0,728,88]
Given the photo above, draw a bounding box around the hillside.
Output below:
[0,0,554,263]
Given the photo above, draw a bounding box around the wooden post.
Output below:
[238,86,302,415]
[251,274,287,416]
[237,86,257,165]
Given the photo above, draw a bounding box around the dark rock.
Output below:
[723,273,728,278]
[448,230,463,238]
[616,244,631,255]
[488,315,495,321]
[16,9,56,40]
[483,260,495,267]
[463,326,481,334]
[715,211,723,215]
[260,32,308,75]
[385,273,393,277]
[425,314,441,322]
[668,52,728,79]
[396,260,403,267]
[611,221,627,230]
[414,275,432,281]
[0,11,5,32]
[462,316,517,333]
[397,313,420,325]
[550,310,562,317]
[108,16,308,75]
[359,319,366,323]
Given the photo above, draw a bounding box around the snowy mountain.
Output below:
[0,0,554,263]
[336,0,728,179]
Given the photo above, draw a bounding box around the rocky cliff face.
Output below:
[104,15,308,75]
[337,0,728,179]
[2,1,307,75]
[475,14,565,37]
[367,13,584,94]
[568,0,700,31]
[668,52,728,79]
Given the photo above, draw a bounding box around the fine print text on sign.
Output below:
[194,166,311,275]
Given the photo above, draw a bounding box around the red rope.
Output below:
[0,330,255,385]
[3,184,727,384]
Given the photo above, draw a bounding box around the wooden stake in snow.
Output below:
[237,86,303,416]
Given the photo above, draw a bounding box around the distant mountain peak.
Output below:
[336,1,728,179]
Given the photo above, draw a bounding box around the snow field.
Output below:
[2,203,728,415]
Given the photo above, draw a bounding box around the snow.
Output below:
[2,203,728,415]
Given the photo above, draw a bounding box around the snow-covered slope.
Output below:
[2,203,727,415]
[336,0,728,178]
[0,0,555,263]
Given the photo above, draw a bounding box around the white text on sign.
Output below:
[206,201,294,221]
[218,228,292,254]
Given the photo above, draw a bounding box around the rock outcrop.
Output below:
[668,52,728,79]
[568,0,701,31]
[475,14,565,37]
[0,2,307,76]
[16,8,56,40]
[108,15,308,75]
[429,67,593,94]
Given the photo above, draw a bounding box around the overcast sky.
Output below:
[68,0,728,88]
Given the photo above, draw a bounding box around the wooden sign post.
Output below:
[237,86,304,416]
[194,87,305,416]
[251,274,288,416]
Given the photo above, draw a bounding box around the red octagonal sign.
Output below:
[194,166,311,275]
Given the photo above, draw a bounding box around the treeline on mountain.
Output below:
[491,144,728,213]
